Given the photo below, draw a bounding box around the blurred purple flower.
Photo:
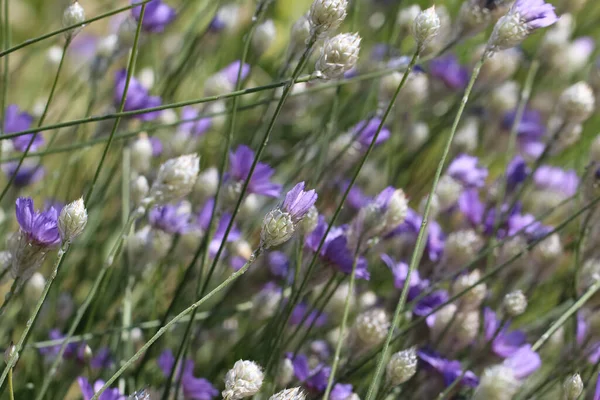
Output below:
[3,162,44,187]
[417,290,448,318]
[131,0,176,33]
[389,208,445,262]
[502,108,546,140]
[352,118,390,147]
[305,217,370,280]
[91,347,114,369]
[458,189,484,226]
[484,308,527,358]
[157,350,219,400]
[39,329,86,362]
[417,349,479,388]
[448,154,488,188]
[503,345,541,379]
[179,106,212,137]
[533,165,579,196]
[197,198,241,257]
[287,353,331,393]
[149,203,190,234]
[268,251,289,278]
[283,182,318,223]
[78,377,125,400]
[114,70,162,121]
[220,61,251,86]
[381,254,423,300]
[3,105,43,152]
[338,181,372,210]
[290,302,327,327]
[506,155,529,191]
[330,383,355,400]
[16,197,61,247]
[227,145,282,198]
[429,55,470,90]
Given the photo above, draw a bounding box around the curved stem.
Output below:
[90,249,263,399]
[364,55,486,400]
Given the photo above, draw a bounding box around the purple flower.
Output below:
[506,155,529,191]
[448,154,488,188]
[220,61,251,86]
[458,189,484,226]
[149,203,190,234]
[330,383,355,400]
[131,0,176,33]
[484,308,527,358]
[352,118,390,147]
[15,197,60,247]
[78,377,125,400]
[417,349,479,388]
[2,162,44,187]
[287,353,331,393]
[389,209,445,262]
[511,0,558,30]
[268,251,289,278]
[502,108,546,140]
[305,217,370,280]
[149,136,163,156]
[507,212,550,240]
[3,105,43,152]
[429,55,470,90]
[533,165,579,196]
[39,329,86,361]
[114,70,162,121]
[91,347,114,369]
[196,198,241,257]
[594,371,600,400]
[290,302,327,327]
[283,182,318,223]
[179,106,212,137]
[503,345,541,379]
[228,145,282,198]
[380,254,423,300]
[416,290,448,318]
[157,350,219,400]
[338,181,371,210]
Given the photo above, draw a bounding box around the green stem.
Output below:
[0,277,19,317]
[7,368,13,400]
[0,38,70,204]
[90,249,263,400]
[0,245,69,390]
[364,55,486,400]
[1,0,9,158]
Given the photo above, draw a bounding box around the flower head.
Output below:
[223,360,264,400]
[315,33,361,80]
[282,182,318,224]
[16,198,60,247]
[131,0,176,33]
[228,145,282,198]
[114,70,162,121]
[157,350,219,400]
[58,198,88,243]
[417,349,479,388]
[448,154,488,188]
[78,376,125,400]
[309,0,348,36]
[429,55,470,90]
[148,203,190,234]
[150,154,200,204]
[2,105,43,152]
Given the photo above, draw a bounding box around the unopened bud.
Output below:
[131,135,154,174]
[223,360,264,400]
[309,0,348,36]
[63,1,86,38]
[260,210,294,249]
[315,33,361,80]
[4,343,16,364]
[252,20,276,54]
[269,387,306,400]
[150,154,200,204]
[131,175,150,206]
[503,290,527,317]
[558,82,595,124]
[24,272,45,303]
[58,198,88,243]
[473,365,520,400]
[354,308,389,348]
[386,347,418,386]
[563,373,583,400]
[412,6,441,50]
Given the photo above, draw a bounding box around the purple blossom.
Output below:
[533,165,579,196]
[2,162,44,187]
[511,0,558,30]
[220,61,251,86]
[149,203,190,234]
[484,308,527,358]
[417,349,479,388]
[15,197,61,247]
[429,55,470,90]
[380,254,423,300]
[502,108,546,140]
[157,350,219,400]
[91,347,114,369]
[149,136,163,156]
[290,302,327,327]
[389,209,445,262]
[78,377,125,400]
[506,155,529,191]
[448,154,488,188]
[228,145,282,198]
[507,212,551,240]
[131,0,176,33]
[458,189,484,226]
[114,70,162,121]
[503,345,541,379]
[287,353,331,393]
[282,182,318,223]
[352,118,390,147]
[268,251,289,278]
[595,371,600,400]
[338,181,372,210]
[179,106,212,137]
[330,383,355,400]
[196,198,241,257]
[416,290,448,318]
[39,329,86,361]
[305,217,370,280]
[3,105,43,152]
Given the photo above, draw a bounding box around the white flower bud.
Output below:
[383,189,408,232]
[489,81,520,115]
[260,210,295,249]
[325,283,356,318]
[479,47,522,85]
[315,33,361,80]
[253,20,277,55]
[223,360,264,400]
[442,230,483,271]
[277,358,295,388]
[63,1,86,38]
[138,68,155,90]
[563,373,583,400]
[131,175,150,206]
[386,347,418,386]
[299,205,318,235]
[412,6,441,50]
[453,116,479,153]
[58,198,88,243]
[117,17,138,48]
[24,272,45,304]
[359,291,378,310]
[128,389,152,400]
[558,82,595,123]
[488,13,529,53]
[240,194,263,220]
[397,71,429,107]
[193,167,219,201]
[354,308,389,348]
[204,73,234,97]
[131,135,154,174]
[406,121,429,151]
[436,175,462,211]
[473,365,520,400]
[452,269,487,311]
[457,0,493,36]
[97,34,118,57]
[503,290,527,317]
[252,287,282,320]
[289,14,311,54]
[531,233,562,266]
[309,0,348,36]
[269,387,306,400]
[432,305,480,354]
[150,154,200,204]
[397,5,421,35]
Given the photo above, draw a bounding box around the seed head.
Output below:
[269,387,306,400]
[503,290,527,317]
[412,6,441,50]
[223,360,264,400]
[558,82,595,124]
[386,347,418,386]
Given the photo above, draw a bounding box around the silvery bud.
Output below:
[473,365,520,400]
[563,373,583,400]
[131,135,154,174]
[442,230,483,271]
[558,82,595,124]
[412,6,441,50]
[223,360,264,400]
[58,198,88,243]
[150,154,200,204]
[315,33,361,80]
[62,1,86,38]
[252,20,277,55]
[452,270,487,311]
[309,0,348,36]
[354,308,390,348]
[194,167,219,201]
[299,205,318,235]
[47,46,64,66]
[436,175,462,211]
[386,347,418,386]
[383,189,408,232]
[260,210,294,249]
[4,343,17,364]
[131,175,150,206]
[397,5,421,35]
[503,290,527,317]
[277,358,295,388]
[269,387,306,400]
[128,389,152,400]
[24,272,45,304]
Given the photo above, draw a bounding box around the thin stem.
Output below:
[531,279,600,352]
[7,368,13,400]
[90,249,263,400]
[0,246,68,390]
[0,38,70,204]
[364,55,486,400]
[1,0,9,158]
[0,277,19,316]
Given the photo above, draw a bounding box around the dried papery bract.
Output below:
[386,347,418,386]
[62,1,86,39]
[149,154,200,205]
[223,360,264,400]
[563,373,583,400]
[58,198,88,243]
[412,6,441,51]
[309,0,348,36]
[315,33,361,80]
